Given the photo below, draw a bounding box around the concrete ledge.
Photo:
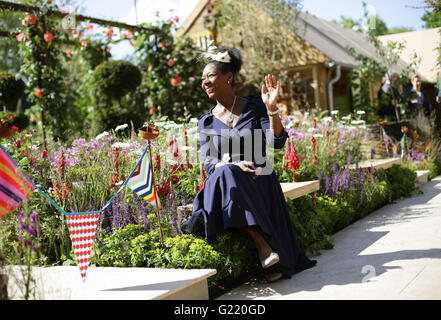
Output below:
[415,170,430,187]
[280,180,320,200]
[5,266,216,300]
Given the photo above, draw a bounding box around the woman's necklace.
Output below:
[226,95,237,124]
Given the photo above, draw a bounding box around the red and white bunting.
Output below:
[66,213,100,282]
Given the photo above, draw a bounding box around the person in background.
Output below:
[377,73,401,121]
[405,74,432,118]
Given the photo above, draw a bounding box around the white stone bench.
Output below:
[415,170,430,187]
[5,265,216,300]
[347,157,402,171]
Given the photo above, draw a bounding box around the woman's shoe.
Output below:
[260,252,280,269]
[265,272,283,283]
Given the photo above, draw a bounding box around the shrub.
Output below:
[0,72,25,109]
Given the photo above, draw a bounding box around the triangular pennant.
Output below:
[127,152,162,209]
[66,213,100,282]
[0,147,35,218]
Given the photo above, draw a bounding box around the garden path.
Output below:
[218,175,441,300]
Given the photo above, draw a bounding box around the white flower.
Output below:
[95,131,109,140]
[313,134,324,138]
[356,110,366,115]
[211,51,231,63]
[351,120,366,125]
[166,159,179,166]
[181,146,195,151]
[115,123,128,131]
[190,118,198,123]
[115,181,124,186]
[112,142,131,149]
[307,127,316,133]
[188,127,198,134]
[342,115,351,120]
[222,153,231,162]
[323,117,333,123]
[331,110,339,115]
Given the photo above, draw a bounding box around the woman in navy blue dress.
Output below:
[182,47,316,282]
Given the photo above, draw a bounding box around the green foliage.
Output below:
[0,72,25,107]
[132,18,210,120]
[421,0,441,28]
[92,60,142,103]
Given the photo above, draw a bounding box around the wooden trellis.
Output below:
[0,0,164,37]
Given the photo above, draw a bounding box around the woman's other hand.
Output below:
[261,74,280,111]
[234,161,257,179]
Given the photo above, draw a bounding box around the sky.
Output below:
[71,0,430,59]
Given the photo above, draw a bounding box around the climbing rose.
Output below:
[15,140,21,148]
[159,41,165,48]
[105,28,114,37]
[66,49,72,57]
[43,32,53,42]
[16,33,26,42]
[34,88,43,98]
[167,58,175,67]
[28,14,37,25]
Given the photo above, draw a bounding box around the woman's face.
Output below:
[201,63,231,99]
[412,76,421,91]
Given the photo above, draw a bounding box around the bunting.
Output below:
[66,213,100,282]
[127,151,161,209]
[0,146,35,218]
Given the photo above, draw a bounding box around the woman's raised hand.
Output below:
[261,74,280,110]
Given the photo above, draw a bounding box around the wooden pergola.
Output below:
[0,0,164,37]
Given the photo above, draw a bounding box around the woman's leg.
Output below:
[239,227,273,260]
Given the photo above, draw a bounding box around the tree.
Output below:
[421,0,441,29]
[217,0,303,92]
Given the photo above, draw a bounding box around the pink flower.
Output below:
[43,32,53,42]
[80,40,88,48]
[174,16,179,22]
[167,58,175,67]
[16,33,25,42]
[66,49,72,57]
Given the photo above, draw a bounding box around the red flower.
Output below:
[149,107,157,115]
[105,28,114,37]
[167,58,175,67]
[43,32,53,42]
[174,16,180,22]
[85,24,93,30]
[310,136,316,153]
[170,78,178,87]
[11,126,19,132]
[57,152,65,180]
[41,150,48,159]
[15,140,21,148]
[34,88,43,98]
[167,19,174,24]
[159,41,165,48]
[28,14,37,25]
[66,49,72,57]
[153,153,161,171]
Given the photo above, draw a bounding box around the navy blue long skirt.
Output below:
[182,163,317,277]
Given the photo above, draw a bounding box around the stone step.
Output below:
[4,265,216,300]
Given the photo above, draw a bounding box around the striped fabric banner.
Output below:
[127,151,161,209]
[0,147,35,218]
[66,213,100,282]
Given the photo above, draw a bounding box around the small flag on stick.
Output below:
[0,147,35,218]
[127,151,161,209]
[66,213,100,282]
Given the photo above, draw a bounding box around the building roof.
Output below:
[293,11,411,75]
[176,1,419,79]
